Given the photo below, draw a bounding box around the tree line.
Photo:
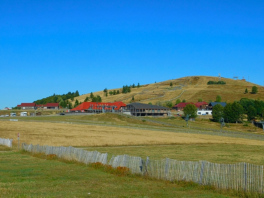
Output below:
[212,98,264,123]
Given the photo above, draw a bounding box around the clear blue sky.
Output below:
[0,0,263,109]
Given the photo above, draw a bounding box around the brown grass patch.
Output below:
[0,121,263,147]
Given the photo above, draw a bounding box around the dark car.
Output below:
[59,113,65,115]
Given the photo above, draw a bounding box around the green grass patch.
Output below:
[0,149,232,197]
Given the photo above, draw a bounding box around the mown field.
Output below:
[1,113,264,197]
[0,146,235,198]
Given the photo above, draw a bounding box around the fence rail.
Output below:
[0,138,12,147]
[22,143,264,194]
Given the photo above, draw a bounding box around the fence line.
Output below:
[22,143,264,194]
[0,138,12,147]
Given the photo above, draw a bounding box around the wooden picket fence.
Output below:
[22,143,264,194]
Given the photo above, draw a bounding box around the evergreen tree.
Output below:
[170,82,173,87]
[198,98,203,102]
[84,97,89,102]
[90,92,94,99]
[74,99,79,107]
[244,88,248,94]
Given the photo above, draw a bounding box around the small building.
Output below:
[208,102,227,110]
[43,103,60,109]
[20,112,28,116]
[126,103,170,116]
[17,103,36,109]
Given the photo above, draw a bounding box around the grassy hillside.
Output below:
[75,76,264,105]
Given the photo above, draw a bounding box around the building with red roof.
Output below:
[172,102,195,111]
[17,103,36,109]
[71,101,126,113]
[195,102,208,110]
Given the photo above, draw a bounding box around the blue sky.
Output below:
[0,0,263,109]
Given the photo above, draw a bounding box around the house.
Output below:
[43,103,60,109]
[172,102,195,111]
[195,102,208,110]
[125,103,170,116]
[197,110,212,115]
[17,103,36,109]
[71,101,126,113]
[208,102,227,110]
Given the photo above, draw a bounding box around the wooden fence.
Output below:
[0,138,12,147]
[22,143,264,194]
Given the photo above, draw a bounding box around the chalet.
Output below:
[17,103,36,109]
[208,102,227,110]
[71,101,126,113]
[126,103,170,116]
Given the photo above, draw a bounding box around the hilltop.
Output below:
[75,76,263,105]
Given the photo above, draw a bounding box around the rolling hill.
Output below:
[75,76,264,105]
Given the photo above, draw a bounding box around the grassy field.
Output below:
[1,113,264,197]
[0,147,235,198]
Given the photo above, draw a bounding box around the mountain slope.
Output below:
[75,76,264,104]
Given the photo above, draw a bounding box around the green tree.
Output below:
[224,102,244,123]
[84,97,89,102]
[244,88,248,94]
[198,98,203,102]
[132,96,135,101]
[148,102,152,105]
[165,101,173,108]
[183,104,197,118]
[247,105,257,121]
[117,90,120,94]
[90,92,94,99]
[175,99,181,105]
[182,99,186,103]
[216,95,222,102]
[74,99,79,108]
[212,104,224,122]
[92,95,102,102]
[170,82,173,87]
[251,86,258,94]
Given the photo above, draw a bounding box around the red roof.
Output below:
[195,102,208,107]
[71,101,126,111]
[18,103,36,107]
[173,102,194,108]
[43,103,59,107]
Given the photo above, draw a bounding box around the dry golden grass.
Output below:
[74,76,264,105]
[1,121,264,147]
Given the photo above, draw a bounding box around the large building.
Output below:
[71,101,126,113]
[17,103,60,110]
[125,103,170,116]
